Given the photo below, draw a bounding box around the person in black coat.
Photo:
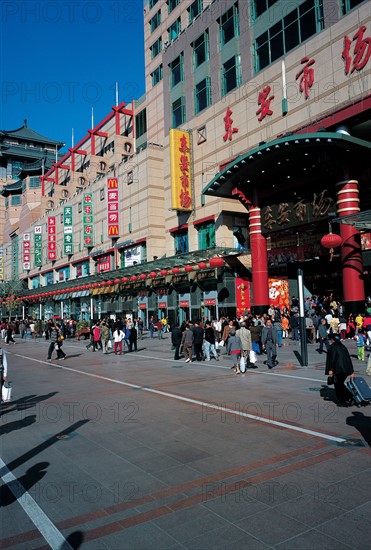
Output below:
[193,321,205,361]
[129,326,138,352]
[171,324,183,360]
[325,334,354,406]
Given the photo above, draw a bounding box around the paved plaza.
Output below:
[0,333,370,549]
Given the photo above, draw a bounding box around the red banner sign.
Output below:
[204,299,216,306]
[179,301,189,307]
[47,217,57,261]
[235,277,250,315]
[107,177,120,237]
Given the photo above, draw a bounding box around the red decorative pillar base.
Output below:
[336,179,365,314]
[249,206,269,314]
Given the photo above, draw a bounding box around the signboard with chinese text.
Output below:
[47,217,57,261]
[170,129,193,211]
[34,226,42,267]
[23,233,31,271]
[235,278,250,316]
[107,177,120,237]
[63,206,73,255]
[83,193,94,247]
[97,255,111,273]
[0,249,4,280]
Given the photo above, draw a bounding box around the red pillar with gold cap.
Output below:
[336,179,365,314]
[249,206,269,314]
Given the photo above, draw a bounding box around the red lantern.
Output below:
[149,271,157,278]
[209,257,225,268]
[107,280,113,286]
[160,269,168,276]
[114,278,121,285]
[198,262,207,270]
[321,233,342,249]
[172,267,180,274]
[184,265,193,272]
[122,276,129,283]
[130,275,137,282]
[93,282,99,288]
[139,273,147,280]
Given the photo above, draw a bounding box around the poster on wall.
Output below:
[268,278,290,312]
[235,278,251,316]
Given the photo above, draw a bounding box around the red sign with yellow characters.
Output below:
[107,177,120,237]
[170,129,193,211]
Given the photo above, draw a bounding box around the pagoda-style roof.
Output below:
[0,122,64,148]
[0,181,23,196]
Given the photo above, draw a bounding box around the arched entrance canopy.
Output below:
[202,132,371,201]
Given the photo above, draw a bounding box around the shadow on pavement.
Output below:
[60,531,84,549]
[346,411,371,447]
[0,462,49,507]
[0,414,37,436]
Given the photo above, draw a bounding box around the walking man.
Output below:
[261,319,278,369]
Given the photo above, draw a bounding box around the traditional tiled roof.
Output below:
[0,122,64,147]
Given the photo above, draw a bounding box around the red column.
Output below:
[336,179,365,314]
[249,206,269,314]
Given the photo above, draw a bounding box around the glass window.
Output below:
[11,195,21,206]
[168,18,181,41]
[198,222,215,250]
[169,53,184,87]
[151,37,162,59]
[136,109,147,139]
[255,0,322,72]
[150,10,161,32]
[253,0,280,19]
[174,231,188,254]
[172,97,186,128]
[193,31,209,68]
[219,3,239,46]
[29,177,41,188]
[341,0,365,13]
[195,77,211,114]
[222,55,242,96]
[188,0,203,23]
[151,64,163,86]
[168,0,180,13]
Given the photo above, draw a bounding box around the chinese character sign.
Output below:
[235,278,250,316]
[169,129,193,211]
[34,225,43,267]
[223,107,238,141]
[23,233,31,271]
[256,85,274,121]
[97,254,111,273]
[107,178,120,237]
[0,249,3,280]
[63,206,73,255]
[295,57,315,99]
[83,193,94,247]
[342,25,371,75]
[47,217,57,261]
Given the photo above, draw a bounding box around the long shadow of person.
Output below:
[60,531,84,549]
[0,462,49,506]
[320,384,338,404]
[1,392,59,418]
[346,411,371,447]
[0,414,36,436]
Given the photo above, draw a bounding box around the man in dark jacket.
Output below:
[193,321,205,361]
[171,324,183,360]
[261,319,278,369]
[325,334,354,406]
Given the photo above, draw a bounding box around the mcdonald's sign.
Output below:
[107,177,120,238]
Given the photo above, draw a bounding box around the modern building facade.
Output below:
[1,0,370,322]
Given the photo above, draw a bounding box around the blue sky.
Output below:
[0,1,146,152]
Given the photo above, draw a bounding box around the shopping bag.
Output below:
[54,344,59,350]
[2,382,12,402]
[107,340,112,349]
[239,355,246,373]
[215,341,219,350]
[219,340,224,347]
[249,350,257,364]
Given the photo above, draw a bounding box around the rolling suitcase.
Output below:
[347,376,371,406]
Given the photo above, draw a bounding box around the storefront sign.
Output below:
[124,245,142,267]
[139,304,147,309]
[0,249,4,280]
[172,274,189,284]
[196,269,216,281]
[97,254,111,273]
[296,57,315,99]
[83,193,94,247]
[179,301,189,307]
[47,217,57,261]
[158,302,167,308]
[170,129,193,211]
[223,107,238,141]
[107,177,120,237]
[204,299,216,306]
[63,206,73,255]
[34,226,42,267]
[342,24,371,75]
[235,278,250,315]
[23,233,31,271]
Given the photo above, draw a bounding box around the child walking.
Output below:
[354,329,366,361]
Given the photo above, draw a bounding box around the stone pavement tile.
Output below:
[274,528,355,549]
[133,451,185,475]
[87,521,179,549]
[202,491,270,521]
[235,509,309,546]
[152,503,229,542]
[182,524,270,550]
[270,494,347,527]
[151,464,207,485]
[315,511,371,548]
[321,478,371,511]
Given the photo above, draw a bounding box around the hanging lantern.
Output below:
[139,273,147,280]
[122,276,129,283]
[93,282,99,288]
[160,269,168,276]
[209,257,225,268]
[321,233,342,261]
[149,271,157,278]
[106,280,113,286]
[130,275,137,282]
[184,265,193,273]
[198,262,207,270]
[172,267,180,274]
[114,278,121,285]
